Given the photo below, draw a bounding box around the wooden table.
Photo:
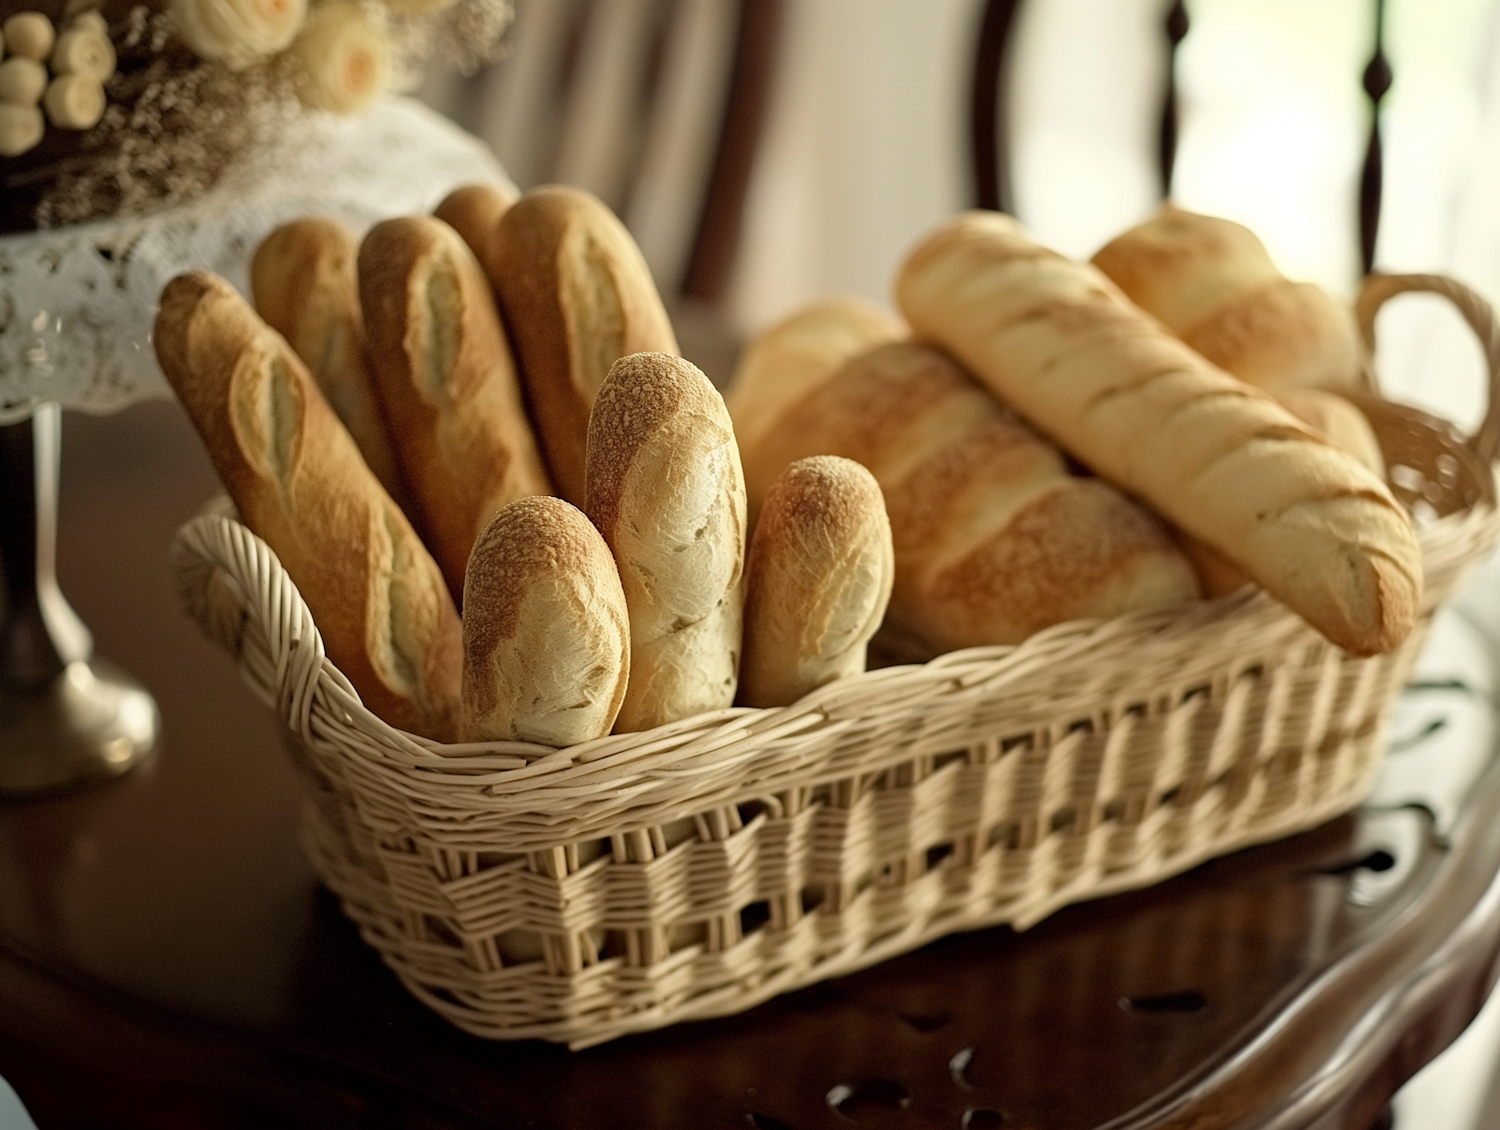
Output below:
[3,402,1500,1130]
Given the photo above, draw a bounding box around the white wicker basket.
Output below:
[172,273,1500,1048]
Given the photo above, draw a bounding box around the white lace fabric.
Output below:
[0,97,508,423]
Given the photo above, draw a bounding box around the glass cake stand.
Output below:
[0,96,510,794]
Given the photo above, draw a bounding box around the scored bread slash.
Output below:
[492,185,679,507]
[358,215,552,606]
[896,211,1422,656]
[585,352,746,733]
[250,217,412,513]
[154,271,463,740]
[461,496,630,746]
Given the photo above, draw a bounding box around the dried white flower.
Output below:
[170,0,307,70]
[293,1,390,114]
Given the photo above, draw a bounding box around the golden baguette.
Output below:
[1092,204,1361,393]
[250,217,409,509]
[155,271,462,739]
[492,185,679,506]
[740,457,893,708]
[358,216,552,604]
[896,211,1421,656]
[726,297,904,461]
[739,338,1199,654]
[586,352,746,732]
[435,182,517,277]
[461,496,630,745]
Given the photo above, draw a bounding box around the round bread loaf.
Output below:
[740,456,893,708]
[461,496,630,746]
[586,352,746,732]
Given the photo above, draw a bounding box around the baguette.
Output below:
[585,352,746,731]
[250,217,409,509]
[1092,204,1361,393]
[741,339,1199,654]
[897,211,1421,655]
[358,216,552,603]
[435,182,517,277]
[726,297,904,461]
[492,186,679,505]
[155,271,462,739]
[740,457,893,707]
[461,496,630,745]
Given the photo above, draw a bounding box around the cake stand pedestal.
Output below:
[0,407,157,793]
[0,96,507,794]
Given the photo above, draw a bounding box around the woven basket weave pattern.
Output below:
[171,273,1500,1048]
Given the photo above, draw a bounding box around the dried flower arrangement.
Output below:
[0,0,513,230]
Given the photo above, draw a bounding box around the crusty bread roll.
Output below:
[250,218,409,509]
[461,496,629,745]
[358,216,552,603]
[740,457,893,707]
[1092,204,1361,393]
[155,272,462,739]
[726,297,904,459]
[435,182,517,276]
[897,211,1421,656]
[742,339,1200,654]
[491,186,679,506]
[585,352,746,731]
[1184,387,1387,597]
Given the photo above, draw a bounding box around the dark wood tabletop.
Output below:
[4,401,1500,1130]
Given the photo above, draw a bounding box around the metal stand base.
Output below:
[1,406,158,796]
[0,659,157,795]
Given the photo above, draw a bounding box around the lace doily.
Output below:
[0,97,510,423]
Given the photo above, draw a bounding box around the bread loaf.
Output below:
[726,297,903,459]
[358,216,552,603]
[492,186,679,505]
[155,271,462,739]
[897,211,1421,655]
[461,496,630,745]
[1092,204,1361,393]
[250,218,409,509]
[585,352,746,731]
[740,457,893,707]
[740,339,1199,654]
[435,182,517,276]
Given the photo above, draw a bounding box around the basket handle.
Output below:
[1355,272,1500,465]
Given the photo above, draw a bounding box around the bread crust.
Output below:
[461,495,629,745]
[250,217,410,509]
[898,211,1420,656]
[435,182,517,278]
[155,271,462,739]
[358,215,552,603]
[492,186,679,505]
[742,339,1199,653]
[740,456,893,707]
[585,352,746,731]
[1092,205,1361,393]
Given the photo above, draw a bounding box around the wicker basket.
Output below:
[172,274,1500,1048]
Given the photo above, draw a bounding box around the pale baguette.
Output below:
[492,186,679,505]
[586,352,746,731]
[155,271,462,739]
[897,211,1421,655]
[359,216,552,603]
[740,456,893,707]
[1092,204,1361,393]
[461,496,629,745]
[250,217,409,509]
[726,297,904,461]
[741,339,1199,654]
